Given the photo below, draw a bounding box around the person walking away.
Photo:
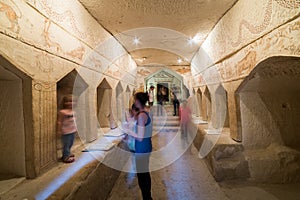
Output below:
[57,94,77,163]
[157,87,163,116]
[171,91,180,116]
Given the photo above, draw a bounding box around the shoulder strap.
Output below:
[137,111,150,124]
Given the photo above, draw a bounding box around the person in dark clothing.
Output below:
[157,87,163,116]
[125,92,153,200]
[172,91,180,116]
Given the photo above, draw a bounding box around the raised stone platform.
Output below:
[193,124,250,182]
[0,129,127,200]
[245,144,300,183]
[193,123,300,183]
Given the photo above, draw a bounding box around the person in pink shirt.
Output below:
[57,94,77,163]
[179,100,191,138]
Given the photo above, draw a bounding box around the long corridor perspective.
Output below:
[0,0,300,200]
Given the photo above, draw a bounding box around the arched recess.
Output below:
[56,70,88,158]
[196,88,202,118]
[116,81,124,123]
[215,84,230,128]
[0,55,34,179]
[97,78,113,128]
[235,56,300,149]
[204,87,212,122]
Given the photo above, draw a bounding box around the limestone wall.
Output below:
[0,0,137,177]
[191,0,300,78]
[191,0,300,142]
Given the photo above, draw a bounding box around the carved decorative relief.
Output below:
[35,51,54,73]
[230,0,273,47]
[38,0,87,39]
[237,51,257,77]
[42,18,86,60]
[33,81,56,170]
[0,0,22,33]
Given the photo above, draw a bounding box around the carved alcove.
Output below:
[56,70,88,158]
[196,88,202,118]
[204,87,212,122]
[0,56,34,179]
[116,81,124,123]
[215,84,230,128]
[97,78,113,128]
[236,56,300,149]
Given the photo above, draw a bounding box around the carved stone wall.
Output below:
[0,0,137,177]
[191,0,300,142]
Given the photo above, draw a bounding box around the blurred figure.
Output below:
[125,104,139,152]
[171,90,180,116]
[124,92,153,200]
[57,94,77,163]
[157,87,163,116]
[148,86,155,107]
[179,100,191,141]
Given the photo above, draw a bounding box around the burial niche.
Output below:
[97,78,113,128]
[215,84,230,128]
[56,70,88,158]
[236,56,300,149]
[116,81,124,123]
[196,88,202,118]
[0,56,33,179]
[204,87,212,122]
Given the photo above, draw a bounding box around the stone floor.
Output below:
[107,145,229,200]
[1,106,300,200]
[107,108,300,200]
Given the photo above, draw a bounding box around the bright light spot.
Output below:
[35,153,96,200]
[177,58,183,64]
[133,36,140,45]
[188,37,194,46]
[188,34,202,46]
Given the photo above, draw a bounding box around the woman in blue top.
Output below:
[126,92,153,200]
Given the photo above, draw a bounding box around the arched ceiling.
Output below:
[79,0,238,71]
[131,49,190,66]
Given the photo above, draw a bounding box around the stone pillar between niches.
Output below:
[85,86,98,142]
[32,80,57,175]
[199,86,207,121]
[223,80,243,142]
[209,84,219,129]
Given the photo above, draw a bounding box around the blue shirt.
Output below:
[135,111,152,153]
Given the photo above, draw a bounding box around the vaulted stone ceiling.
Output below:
[79,0,237,69]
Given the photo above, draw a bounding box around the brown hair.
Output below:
[135,92,149,107]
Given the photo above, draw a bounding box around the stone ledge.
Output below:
[0,129,127,200]
[245,144,300,183]
[193,123,250,182]
[193,122,300,184]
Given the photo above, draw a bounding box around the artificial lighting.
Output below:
[188,34,202,45]
[133,36,140,45]
[188,37,194,46]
